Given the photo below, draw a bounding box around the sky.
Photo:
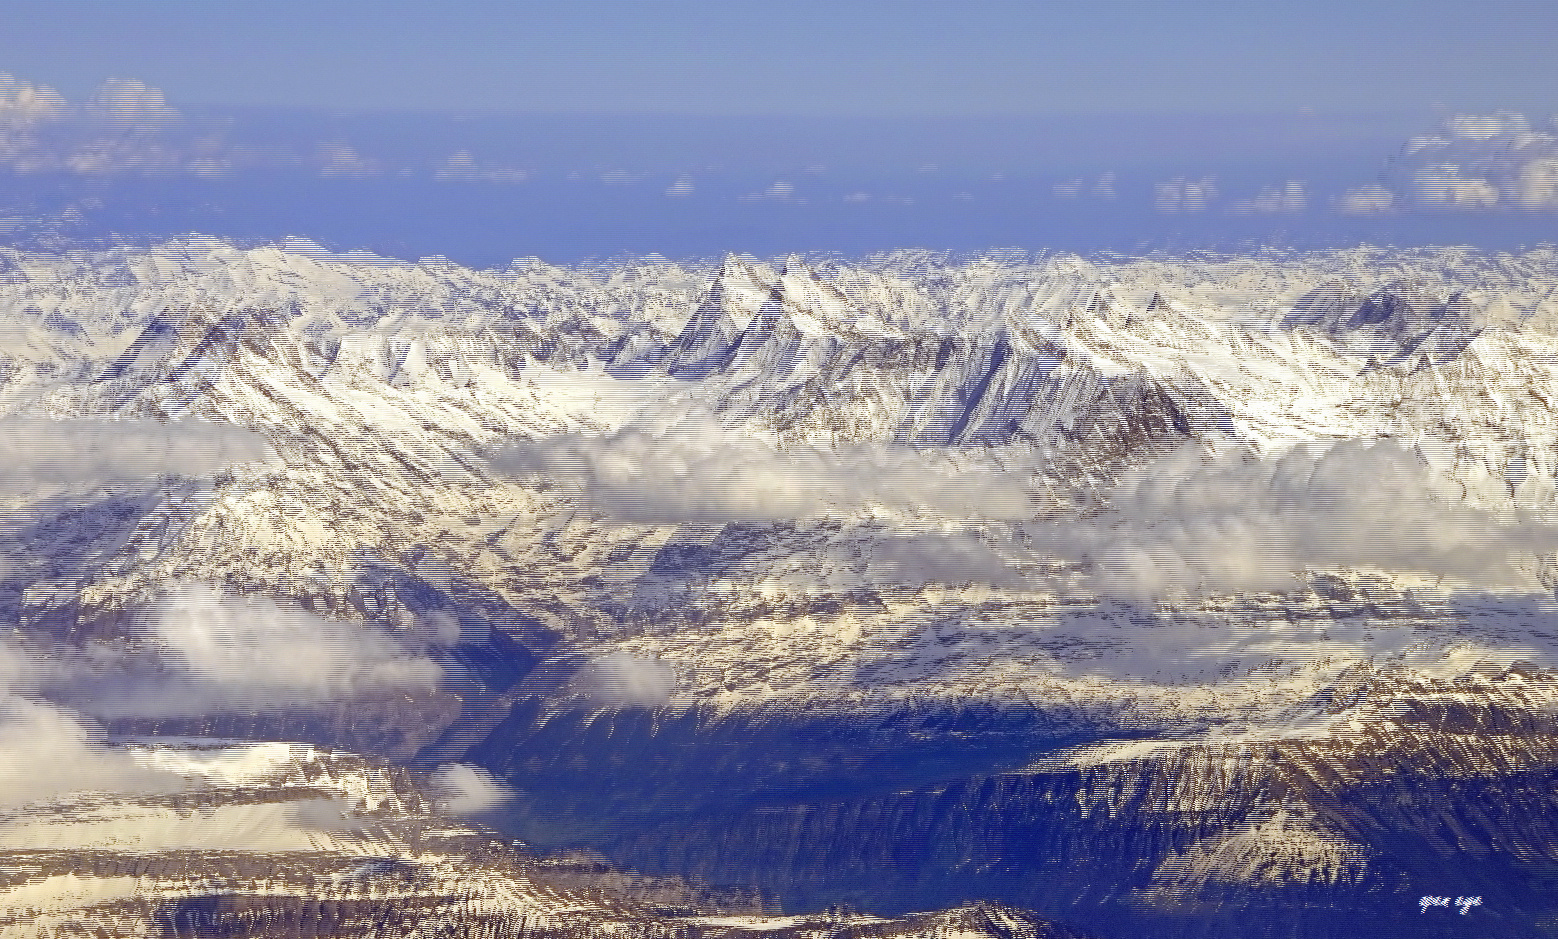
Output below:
[1,2,1555,263]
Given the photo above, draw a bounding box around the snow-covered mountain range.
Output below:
[4,239,1558,937]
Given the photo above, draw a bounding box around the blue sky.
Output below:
[1,3,1555,263]
[5,2,1556,116]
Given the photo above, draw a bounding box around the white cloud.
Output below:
[1403,134,1451,156]
[1415,163,1500,208]
[1337,185,1395,215]
[572,652,677,707]
[1092,171,1118,200]
[56,585,443,720]
[599,170,642,185]
[491,426,1547,601]
[435,150,479,179]
[185,157,232,179]
[0,695,182,809]
[0,74,247,177]
[0,643,183,810]
[0,74,246,177]
[740,180,798,202]
[488,416,1035,524]
[1055,172,1116,201]
[843,191,871,203]
[1230,181,1306,215]
[318,142,381,178]
[117,583,444,715]
[62,139,184,176]
[0,74,67,128]
[427,763,512,815]
[1154,176,1218,213]
[1444,110,1530,140]
[0,580,448,809]
[85,79,179,133]
[1028,441,1558,599]
[1363,111,1558,212]
[0,417,273,497]
[665,174,695,197]
[1515,158,1558,209]
[433,150,527,183]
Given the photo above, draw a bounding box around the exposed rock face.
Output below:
[4,242,1558,935]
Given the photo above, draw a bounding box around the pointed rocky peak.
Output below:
[741,288,791,336]
[102,307,273,380]
[96,305,320,404]
[1344,286,1487,349]
[1440,291,1480,323]
[1284,279,1369,327]
[727,288,795,367]
[714,252,769,286]
[664,261,777,377]
[716,252,744,277]
[758,284,786,315]
[684,256,774,332]
[694,277,728,315]
[732,286,790,339]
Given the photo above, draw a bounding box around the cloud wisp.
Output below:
[1337,184,1395,215]
[318,143,382,179]
[434,150,528,183]
[1053,172,1117,201]
[740,181,799,203]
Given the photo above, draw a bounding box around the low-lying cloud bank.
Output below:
[489,417,1035,523]
[0,73,237,177]
[138,583,444,713]
[572,652,678,707]
[427,763,513,816]
[0,643,183,809]
[1044,441,1558,599]
[0,417,273,496]
[496,421,1556,598]
[58,583,445,719]
[0,581,450,808]
[867,532,1026,589]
